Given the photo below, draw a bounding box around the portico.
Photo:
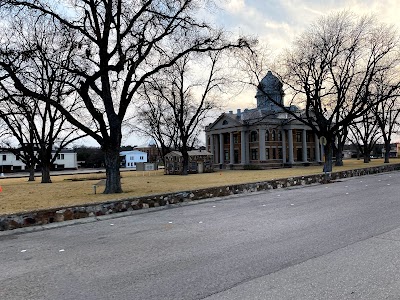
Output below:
[205,71,322,169]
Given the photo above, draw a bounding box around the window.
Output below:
[2,154,6,161]
[265,130,270,141]
[265,148,269,160]
[224,150,229,161]
[250,131,258,142]
[140,156,144,160]
[222,120,228,125]
[277,131,282,141]
[16,155,20,161]
[278,148,283,159]
[224,134,229,144]
[57,154,64,160]
[272,148,276,159]
[233,134,238,144]
[306,131,311,142]
[251,148,258,160]
[271,130,276,141]
[296,131,302,142]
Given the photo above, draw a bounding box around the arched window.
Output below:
[250,130,258,142]
[277,130,282,141]
[265,130,270,141]
[222,120,228,125]
[271,130,276,141]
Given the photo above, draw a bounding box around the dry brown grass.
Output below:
[0,158,398,215]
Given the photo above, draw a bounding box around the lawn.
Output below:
[0,158,398,215]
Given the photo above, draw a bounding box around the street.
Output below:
[1,172,400,299]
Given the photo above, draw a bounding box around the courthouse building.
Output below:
[205,71,323,169]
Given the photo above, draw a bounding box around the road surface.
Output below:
[1,172,400,299]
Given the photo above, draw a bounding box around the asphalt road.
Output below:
[2,172,400,299]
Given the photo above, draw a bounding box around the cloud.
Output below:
[213,0,400,112]
[221,0,246,13]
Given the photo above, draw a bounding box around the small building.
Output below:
[135,144,162,163]
[382,143,400,158]
[53,149,78,170]
[120,150,148,169]
[164,150,214,175]
[0,149,78,172]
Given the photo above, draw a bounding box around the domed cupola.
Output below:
[255,71,284,111]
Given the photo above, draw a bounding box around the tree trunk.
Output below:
[181,150,189,175]
[103,148,122,194]
[323,142,333,172]
[384,141,391,163]
[41,164,52,183]
[28,165,35,181]
[334,142,343,166]
[363,145,370,163]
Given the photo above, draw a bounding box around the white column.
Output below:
[302,129,308,162]
[246,133,250,163]
[241,130,246,165]
[259,128,266,161]
[230,132,234,165]
[219,133,224,165]
[282,130,286,164]
[321,142,325,162]
[288,129,294,164]
[315,133,321,162]
[210,134,214,163]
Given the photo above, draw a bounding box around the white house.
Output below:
[120,150,147,168]
[0,149,78,172]
[52,149,78,170]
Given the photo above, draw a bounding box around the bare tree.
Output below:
[240,12,400,172]
[0,15,85,183]
[371,72,400,163]
[0,0,251,192]
[138,51,227,174]
[134,95,179,165]
[348,113,381,163]
[0,94,83,183]
[0,98,38,181]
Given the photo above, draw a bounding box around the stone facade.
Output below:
[205,71,322,169]
[1,163,399,231]
[164,150,213,175]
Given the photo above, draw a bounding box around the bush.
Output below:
[243,165,262,170]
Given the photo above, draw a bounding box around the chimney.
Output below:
[237,109,241,117]
[229,110,233,114]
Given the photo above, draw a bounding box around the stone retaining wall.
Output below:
[1,164,400,231]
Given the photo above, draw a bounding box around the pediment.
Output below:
[207,113,242,131]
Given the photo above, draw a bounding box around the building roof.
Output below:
[52,149,76,153]
[120,150,147,155]
[166,150,212,157]
[1,149,76,154]
[256,71,283,97]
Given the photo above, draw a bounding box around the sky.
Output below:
[212,0,400,111]
[125,0,400,147]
